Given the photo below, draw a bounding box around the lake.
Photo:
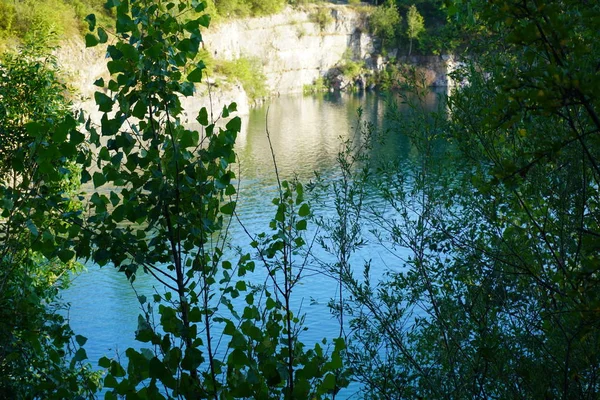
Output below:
[62,90,442,398]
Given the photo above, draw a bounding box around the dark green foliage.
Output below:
[366,0,474,55]
[328,0,600,398]
[0,35,100,399]
[82,1,345,398]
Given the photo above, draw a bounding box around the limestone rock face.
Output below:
[394,55,461,88]
[203,5,374,94]
[55,40,249,121]
[55,5,456,118]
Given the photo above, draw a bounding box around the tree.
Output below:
[369,0,401,50]
[406,4,424,55]
[328,0,600,397]
[82,0,345,398]
[0,33,99,399]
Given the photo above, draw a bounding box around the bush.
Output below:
[303,75,328,94]
[215,0,285,17]
[251,0,285,15]
[0,37,100,400]
[309,7,333,31]
[369,1,401,47]
[215,56,268,101]
[0,0,112,47]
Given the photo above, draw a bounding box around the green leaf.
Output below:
[223,321,236,336]
[296,219,307,231]
[85,33,99,47]
[85,14,96,31]
[197,107,208,126]
[159,305,183,334]
[198,14,211,28]
[181,347,204,371]
[189,307,202,323]
[180,81,194,96]
[103,374,118,388]
[98,356,111,368]
[321,373,336,390]
[194,1,207,13]
[275,204,285,223]
[81,169,92,184]
[177,38,198,53]
[226,116,242,132]
[187,67,203,83]
[95,92,114,112]
[73,348,88,363]
[266,297,277,310]
[75,335,88,347]
[98,27,108,43]
[93,172,106,188]
[220,201,236,215]
[298,203,310,217]
[57,249,75,262]
[135,315,153,343]
[149,357,169,380]
[228,349,249,367]
[116,13,134,33]
[132,100,147,119]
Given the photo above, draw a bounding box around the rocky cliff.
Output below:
[56,4,456,118]
[203,5,374,95]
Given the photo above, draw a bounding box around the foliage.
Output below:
[303,76,328,94]
[337,49,365,81]
[309,7,334,31]
[327,0,600,398]
[82,0,345,398]
[364,0,474,55]
[0,34,100,399]
[0,0,112,48]
[215,57,268,102]
[213,0,325,17]
[406,4,424,55]
[368,0,401,49]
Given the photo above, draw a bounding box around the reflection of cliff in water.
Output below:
[235,91,443,183]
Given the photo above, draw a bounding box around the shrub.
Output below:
[303,76,328,94]
[309,7,333,31]
[215,56,268,101]
[0,0,112,46]
[369,1,401,47]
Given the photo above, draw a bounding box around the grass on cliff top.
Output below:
[0,0,114,50]
[0,0,338,48]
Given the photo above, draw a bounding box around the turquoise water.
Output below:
[62,91,441,398]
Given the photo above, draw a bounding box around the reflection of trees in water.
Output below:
[235,92,441,183]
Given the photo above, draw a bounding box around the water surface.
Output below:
[63,91,442,398]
